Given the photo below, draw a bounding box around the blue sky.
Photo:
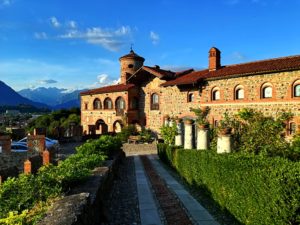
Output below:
[0,0,300,91]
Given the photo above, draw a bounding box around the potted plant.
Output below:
[190,106,210,129]
[218,112,233,135]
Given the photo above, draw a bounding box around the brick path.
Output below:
[102,152,219,225]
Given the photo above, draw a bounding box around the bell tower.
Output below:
[119,49,145,84]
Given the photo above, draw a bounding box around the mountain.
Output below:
[18,87,84,109]
[0,81,49,108]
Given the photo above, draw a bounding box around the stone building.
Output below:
[80,47,300,136]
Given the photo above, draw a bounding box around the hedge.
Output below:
[0,135,122,224]
[158,144,300,225]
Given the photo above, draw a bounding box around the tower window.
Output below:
[128,64,134,68]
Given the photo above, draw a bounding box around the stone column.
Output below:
[197,127,209,150]
[217,134,232,153]
[24,159,31,174]
[175,119,183,146]
[163,115,170,126]
[27,135,45,154]
[0,136,11,154]
[43,149,50,165]
[184,119,193,149]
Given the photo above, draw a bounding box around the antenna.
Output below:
[130,43,134,51]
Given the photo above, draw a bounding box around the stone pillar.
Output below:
[0,135,11,154]
[163,115,170,126]
[24,159,31,174]
[175,119,183,146]
[184,119,193,149]
[197,127,209,150]
[217,135,232,153]
[43,149,50,165]
[27,135,45,154]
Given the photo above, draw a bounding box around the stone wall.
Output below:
[81,90,130,134]
[122,143,157,156]
[38,154,122,225]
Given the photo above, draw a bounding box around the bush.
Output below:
[0,135,120,223]
[116,124,137,142]
[158,146,300,225]
[160,122,177,145]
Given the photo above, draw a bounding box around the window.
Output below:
[93,98,101,109]
[104,97,113,109]
[151,93,159,110]
[130,97,138,109]
[262,86,272,98]
[235,86,244,100]
[84,103,88,110]
[294,84,300,97]
[116,97,125,110]
[212,88,220,101]
[188,93,194,102]
[289,122,297,135]
[128,64,134,68]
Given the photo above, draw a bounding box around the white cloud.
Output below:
[90,73,120,88]
[59,25,132,51]
[150,31,160,45]
[34,32,48,40]
[67,20,77,29]
[49,17,61,28]
[38,79,58,85]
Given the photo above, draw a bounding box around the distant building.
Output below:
[5,110,20,116]
[80,48,300,136]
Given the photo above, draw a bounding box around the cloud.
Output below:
[38,79,58,85]
[59,25,132,51]
[34,32,48,40]
[90,73,120,88]
[49,17,61,28]
[150,31,160,45]
[0,0,12,6]
[67,20,77,29]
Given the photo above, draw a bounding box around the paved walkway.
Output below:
[103,154,219,225]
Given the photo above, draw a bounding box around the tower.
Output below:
[119,49,145,84]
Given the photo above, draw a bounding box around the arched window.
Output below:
[104,97,113,109]
[187,92,194,102]
[93,98,102,109]
[293,83,300,97]
[130,97,138,110]
[212,87,220,101]
[116,97,125,110]
[235,85,244,100]
[151,93,159,110]
[262,86,272,98]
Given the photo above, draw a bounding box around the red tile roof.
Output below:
[80,83,135,96]
[162,55,300,86]
[143,66,176,79]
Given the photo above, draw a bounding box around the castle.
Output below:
[80,47,300,136]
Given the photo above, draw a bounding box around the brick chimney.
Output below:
[209,47,221,71]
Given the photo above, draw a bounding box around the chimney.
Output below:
[209,47,221,71]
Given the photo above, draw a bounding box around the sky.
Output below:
[0,0,300,91]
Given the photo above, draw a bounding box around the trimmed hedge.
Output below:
[158,144,300,225]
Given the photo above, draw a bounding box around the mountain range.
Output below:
[0,81,48,108]
[18,87,84,109]
[0,80,84,110]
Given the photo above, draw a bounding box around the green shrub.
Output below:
[0,135,120,223]
[116,124,137,142]
[157,146,300,225]
[160,122,177,145]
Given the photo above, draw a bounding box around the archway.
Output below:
[95,119,108,134]
[113,120,123,133]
